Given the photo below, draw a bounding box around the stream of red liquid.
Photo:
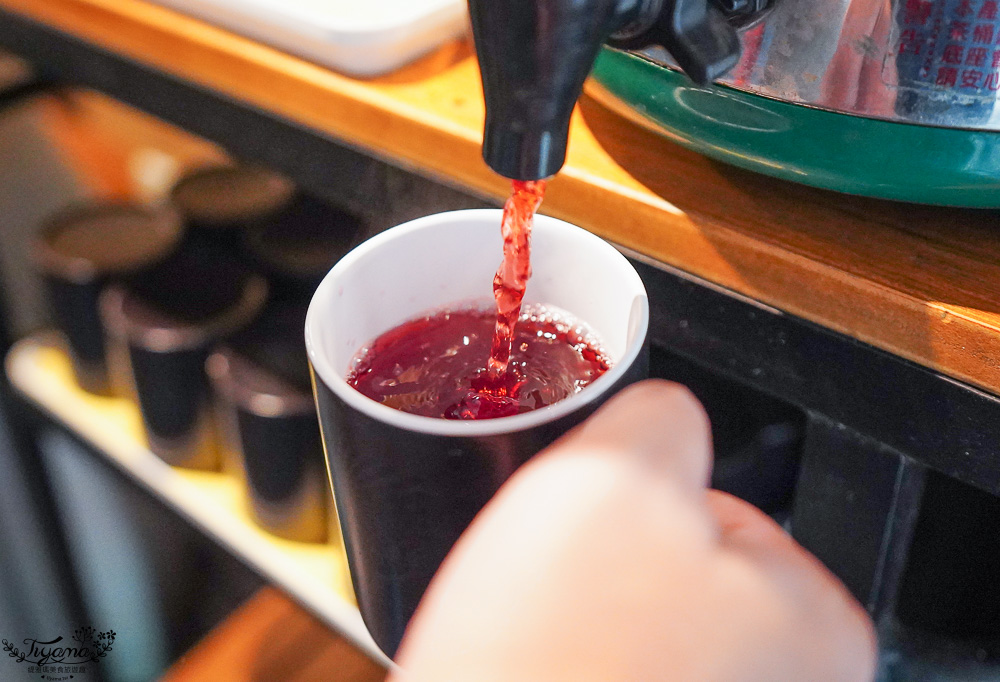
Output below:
[485,179,547,383]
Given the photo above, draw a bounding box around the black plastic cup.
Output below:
[242,193,364,302]
[100,249,268,469]
[305,209,649,656]
[207,302,331,542]
[33,203,184,395]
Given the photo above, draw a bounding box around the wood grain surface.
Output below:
[161,588,385,682]
[3,0,1000,395]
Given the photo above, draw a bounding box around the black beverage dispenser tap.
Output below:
[468,0,745,180]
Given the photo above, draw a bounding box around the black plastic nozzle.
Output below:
[469,0,651,181]
[468,0,744,180]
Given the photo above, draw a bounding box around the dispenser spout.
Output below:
[468,0,744,180]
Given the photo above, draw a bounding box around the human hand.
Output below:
[391,380,877,681]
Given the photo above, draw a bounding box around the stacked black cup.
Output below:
[36,163,365,544]
[35,202,184,395]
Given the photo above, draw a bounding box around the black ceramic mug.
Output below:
[33,203,183,394]
[305,209,649,657]
[100,250,268,469]
[170,164,295,257]
[207,302,331,543]
[242,193,365,302]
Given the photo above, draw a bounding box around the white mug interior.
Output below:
[305,209,649,437]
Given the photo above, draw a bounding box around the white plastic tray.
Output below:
[151,0,468,76]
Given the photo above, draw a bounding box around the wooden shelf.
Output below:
[6,335,389,668]
[2,0,1000,396]
[162,588,386,681]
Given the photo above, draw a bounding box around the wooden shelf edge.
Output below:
[162,588,387,681]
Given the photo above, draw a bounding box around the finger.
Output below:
[707,491,858,598]
[707,490,799,558]
[707,491,878,680]
[708,491,857,601]
[543,379,713,495]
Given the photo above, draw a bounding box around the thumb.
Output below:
[707,490,879,682]
[544,379,714,495]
